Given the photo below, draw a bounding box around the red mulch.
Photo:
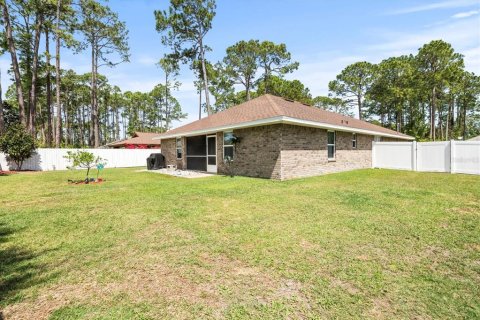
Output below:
[68,179,105,185]
[0,171,18,176]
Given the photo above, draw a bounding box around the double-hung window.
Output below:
[327,131,336,160]
[176,137,183,159]
[223,131,234,160]
[352,133,357,149]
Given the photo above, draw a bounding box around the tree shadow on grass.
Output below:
[0,222,56,317]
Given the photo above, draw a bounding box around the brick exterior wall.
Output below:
[279,126,372,180]
[162,137,186,169]
[217,125,282,179]
[162,124,384,180]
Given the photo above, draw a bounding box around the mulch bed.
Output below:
[68,178,105,185]
[0,171,18,176]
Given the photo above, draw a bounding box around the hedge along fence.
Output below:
[0,148,156,171]
[372,141,480,175]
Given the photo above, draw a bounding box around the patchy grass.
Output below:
[0,168,479,319]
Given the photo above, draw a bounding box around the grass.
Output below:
[0,168,479,319]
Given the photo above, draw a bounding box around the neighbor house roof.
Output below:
[108,132,162,147]
[156,94,414,140]
[467,135,480,141]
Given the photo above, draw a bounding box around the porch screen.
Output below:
[186,135,207,171]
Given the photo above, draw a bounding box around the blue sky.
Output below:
[1,0,479,127]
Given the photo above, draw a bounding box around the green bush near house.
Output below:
[0,168,479,319]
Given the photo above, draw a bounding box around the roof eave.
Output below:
[154,116,414,141]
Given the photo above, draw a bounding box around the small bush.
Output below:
[0,123,36,170]
[64,150,106,183]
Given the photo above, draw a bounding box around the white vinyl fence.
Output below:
[372,141,480,175]
[0,148,156,171]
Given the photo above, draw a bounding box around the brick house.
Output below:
[155,94,413,180]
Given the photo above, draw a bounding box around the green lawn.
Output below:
[0,168,479,319]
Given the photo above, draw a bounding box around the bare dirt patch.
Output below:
[2,249,311,320]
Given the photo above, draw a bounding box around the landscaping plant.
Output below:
[0,123,36,170]
[64,150,106,183]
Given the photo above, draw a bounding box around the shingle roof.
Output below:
[108,132,162,147]
[467,135,480,141]
[158,94,413,140]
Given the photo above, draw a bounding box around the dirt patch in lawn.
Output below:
[2,250,311,319]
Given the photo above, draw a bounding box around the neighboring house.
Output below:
[108,132,162,149]
[156,94,413,180]
[467,135,480,141]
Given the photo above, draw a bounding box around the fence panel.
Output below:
[372,140,479,175]
[417,142,450,172]
[0,148,156,171]
[372,142,415,170]
[453,141,480,175]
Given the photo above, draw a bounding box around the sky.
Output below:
[1,0,479,128]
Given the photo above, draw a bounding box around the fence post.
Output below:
[372,141,376,168]
[412,141,417,171]
[450,140,455,174]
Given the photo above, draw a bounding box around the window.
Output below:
[223,131,234,160]
[352,133,357,149]
[374,136,381,142]
[176,137,183,159]
[327,131,335,160]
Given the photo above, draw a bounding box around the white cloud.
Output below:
[367,17,480,56]
[285,15,479,103]
[286,54,363,96]
[389,0,478,15]
[452,10,479,18]
[136,55,159,66]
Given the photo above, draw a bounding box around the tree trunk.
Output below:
[357,94,362,120]
[199,39,212,115]
[446,97,452,140]
[55,0,62,147]
[431,87,436,141]
[45,30,53,146]
[65,101,70,145]
[164,73,169,130]
[81,104,86,147]
[462,97,467,139]
[115,108,120,140]
[2,2,26,126]
[198,89,202,120]
[92,44,100,148]
[0,70,4,134]
[28,14,43,137]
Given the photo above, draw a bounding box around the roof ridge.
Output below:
[265,94,285,116]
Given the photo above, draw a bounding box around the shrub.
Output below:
[64,150,106,182]
[0,123,36,170]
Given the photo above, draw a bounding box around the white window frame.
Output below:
[352,133,357,149]
[327,131,336,161]
[223,131,234,161]
[176,137,183,159]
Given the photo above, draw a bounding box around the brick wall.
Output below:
[162,137,186,169]
[163,124,377,180]
[279,125,372,180]
[217,125,282,179]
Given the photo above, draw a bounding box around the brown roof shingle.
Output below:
[159,94,413,140]
[108,132,162,147]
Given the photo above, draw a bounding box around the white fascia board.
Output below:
[154,116,414,141]
[281,117,415,140]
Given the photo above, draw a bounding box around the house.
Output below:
[467,135,480,141]
[156,94,413,180]
[107,132,162,149]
